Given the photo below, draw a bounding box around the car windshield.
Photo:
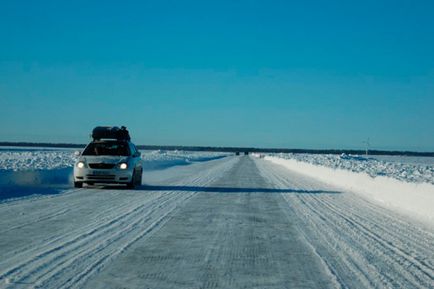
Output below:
[82,141,130,156]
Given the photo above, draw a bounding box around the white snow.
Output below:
[0,156,432,288]
[139,150,228,170]
[256,158,434,289]
[0,149,77,171]
[370,155,434,166]
[267,153,434,185]
[0,148,228,171]
[0,156,238,289]
[265,155,434,224]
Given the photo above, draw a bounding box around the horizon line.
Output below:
[0,141,433,156]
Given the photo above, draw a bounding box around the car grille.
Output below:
[86,174,116,180]
[88,163,116,169]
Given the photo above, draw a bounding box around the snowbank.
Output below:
[265,156,434,224]
[0,149,77,171]
[140,150,227,171]
[0,148,228,171]
[268,153,434,185]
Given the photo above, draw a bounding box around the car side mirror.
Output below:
[74,150,81,157]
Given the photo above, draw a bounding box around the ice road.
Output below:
[0,156,433,288]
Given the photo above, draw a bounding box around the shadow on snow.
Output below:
[0,168,73,201]
[139,185,340,194]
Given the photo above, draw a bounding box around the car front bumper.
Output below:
[74,167,134,184]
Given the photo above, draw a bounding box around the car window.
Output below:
[128,143,134,155]
[131,144,140,156]
[130,143,141,157]
[82,141,130,156]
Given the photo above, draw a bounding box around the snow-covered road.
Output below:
[0,156,433,288]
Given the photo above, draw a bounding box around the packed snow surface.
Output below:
[0,156,432,288]
[269,153,434,185]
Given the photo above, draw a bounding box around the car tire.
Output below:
[135,169,142,186]
[126,171,136,189]
[74,182,83,188]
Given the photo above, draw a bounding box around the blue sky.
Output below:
[1,0,433,150]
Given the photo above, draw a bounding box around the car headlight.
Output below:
[119,162,128,170]
[77,161,85,168]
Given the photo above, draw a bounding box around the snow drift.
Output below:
[265,156,434,225]
[266,153,434,185]
[0,148,228,171]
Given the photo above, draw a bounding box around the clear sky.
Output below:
[1,0,433,151]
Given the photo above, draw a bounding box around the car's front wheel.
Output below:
[135,169,142,186]
[126,170,136,189]
[127,169,142,189]
[74,182,83,188]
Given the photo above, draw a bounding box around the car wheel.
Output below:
[135,169,142,186]
[127,170,136,189]
[74,182,83,188]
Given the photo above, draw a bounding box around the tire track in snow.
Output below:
[5,192,181,282]
[292,194,433,288]
[306,194,434,280]
[44,191,198,289]
[256,158,434,289]
[0,190,164,264]
[0,189,141,261]
[83,156,338,289]
[0,208,71,235]
[0,157,237,289]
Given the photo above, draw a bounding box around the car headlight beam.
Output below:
[119,163,128,170]
[77,161,85,168]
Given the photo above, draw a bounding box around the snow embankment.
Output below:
[140,150,227,171]
[0,148,228,171]
[265,155,434,224]
[271,153,434,185]
[0,149,77,171]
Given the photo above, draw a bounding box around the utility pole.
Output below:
[363,138,370,156]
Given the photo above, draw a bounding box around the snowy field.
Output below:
[0,147,227,171]
[0,147,227,201]
[370,155,434,166]
[267,153,434,185]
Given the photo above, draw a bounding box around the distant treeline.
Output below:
[0,142,86,148]
[0,142,433,157]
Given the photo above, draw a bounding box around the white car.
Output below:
[73,127,143,189]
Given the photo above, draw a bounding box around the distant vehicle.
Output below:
[244,152,249,155]
[73,126,143,189]
[235,152,240,156]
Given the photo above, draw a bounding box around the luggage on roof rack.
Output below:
[92,126,131,141]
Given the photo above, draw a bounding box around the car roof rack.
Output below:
[92,126,131,141]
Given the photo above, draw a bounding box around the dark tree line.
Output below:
[1,142,433,157]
